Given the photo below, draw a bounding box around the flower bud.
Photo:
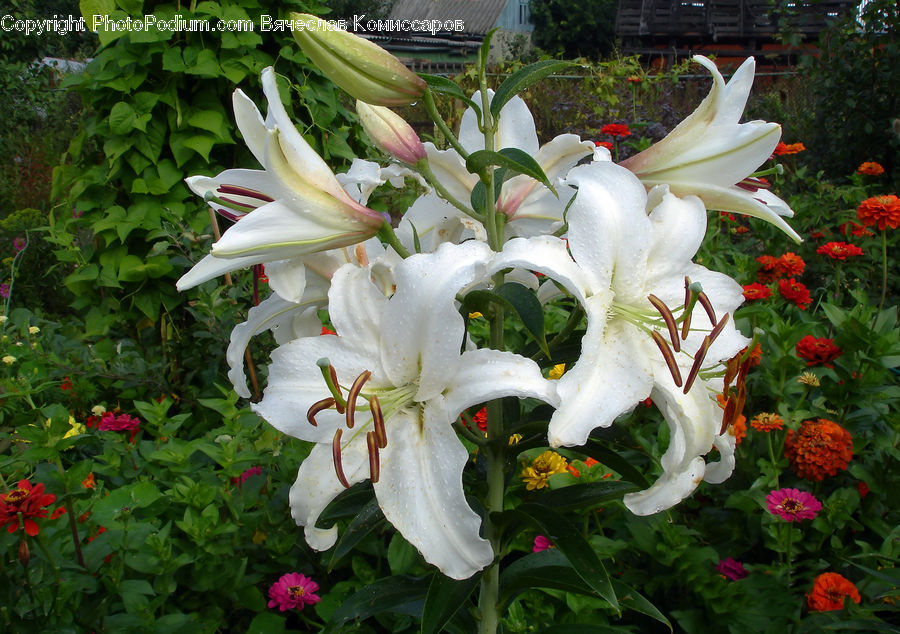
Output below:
[290,13,426,106]
[18,539,30,567]
[356,101,427,164]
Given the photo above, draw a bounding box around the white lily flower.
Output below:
[621,56,801,242]
[408,90,593,245]
[176,67,384,292]
[493,161,748,514]
[253,241,559,579]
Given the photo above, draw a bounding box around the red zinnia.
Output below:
[0,480,57,536]
[784,418,853,481]
[856,194,900,230]
[773,142,805,155]
[778,278,812,310]
[776,252,805,277]
[600,123,631,137]
[807,572,861,611]
[856,161,884,176]
[816,241,863,260]
[839,221,874,237]
[795,335,842,367]
[755,254,781,282]
[742,283,771,301]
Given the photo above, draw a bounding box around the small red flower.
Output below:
[742,283,771,301]
[594,140,613,150]
[60,377,74,391]
[857,481,869,499]
[839,221,874,237]
[856,161,884,176]
[777,252,805,277]
[778,278,812,310]
[600,123,631,137]
[773,142,805,156]
[755,255,781,282]
[816,241,864,260]
[320,326,336,336]
[807,572,861,611]
[50,506,67,520]
[0,480,57,536]
[795,335,842,367]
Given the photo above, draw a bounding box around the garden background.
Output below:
[1,0,898,631]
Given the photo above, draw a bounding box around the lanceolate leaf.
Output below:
[465,149,555,194]
[585,442,652,488]
[493,503,618,611]
[495,282,550,357]
[532,481,640,512]
[420,571,482,634]
[491,60,576,118]
[328,497,385,569]
[419,74,481,115]
[327,575,427,631]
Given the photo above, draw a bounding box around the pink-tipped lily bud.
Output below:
[356,101,427,164]
[291,13,426,106]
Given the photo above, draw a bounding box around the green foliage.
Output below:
[529,0,618,60]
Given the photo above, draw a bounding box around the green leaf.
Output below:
[109,102,137,135]
[420,571,481,634]
[532,481,640,512]
[611,579,671,630]
[820,302,847,328]
[478,28,499,73]
[420,75,480,114]
[494,503,617,611]
[246,612,286,634]
[491,60,576,118]
[496,282,550,357]
[465,149,555,194]
[327,576,427,631]
[499,549,593,606]
[584,441,651,488]
[328,498,385,568]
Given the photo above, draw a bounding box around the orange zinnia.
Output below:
[784,418,852,481]
[856,161,884,176]
[773,142,805,155]
[751,412,784,432]
[807,572,861,611]
[857,194,900,230]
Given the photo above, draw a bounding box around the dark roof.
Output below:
[386,0,509,36]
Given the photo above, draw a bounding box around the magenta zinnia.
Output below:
[267,572,321,611]
[766,488,821,522]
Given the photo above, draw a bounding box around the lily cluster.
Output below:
[177,17,799,581]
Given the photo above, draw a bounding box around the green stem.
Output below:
[833,262,843,304]
[376,222,411,259]
[422,89,469,160]
[878,229,888,313]
[417,163,482,221]
[767,432,780,489]
[785,523,794,584]
[55,458,86,569]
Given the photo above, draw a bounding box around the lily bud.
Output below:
[290,13,426,106]
[356,101,427,164]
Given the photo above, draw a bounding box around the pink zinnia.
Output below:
[533,535,553,552]
[98,412,141,443]
[232,466,263,485]
[766,488,822,522]
[13,237,26,252]
[715,558,748,581]
[267,573,321,611]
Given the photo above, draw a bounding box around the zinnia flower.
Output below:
[856,194,900,230]
[601,123,631,137]
[784,418,853,481]
[267,572,321,611]
[777,252,805,277]
[521,451,569,490]
[742,283,771,300]
[0,480,57,536]
[533,535,554,552]
[797,372,820,387]
[840,221,873,237]
[773,142,805,155]
[856,161,884,176]
[233,466,263,485]
[13,237,25,252]
[816,241,864,260]
[750,412,784,432]
[755,255,781,282]
[778,278,812,310]
[795,335,842,367]
[807,572,861,611]
[766,488,821,522]
[716,557,748,581]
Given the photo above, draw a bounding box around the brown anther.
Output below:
[332,429,350,489]
[354,243,369,267]
[683,336,712,394]
[329,365,345,414]
[647,294,680,353]
[217,184,275,203]
[708,313,730,343]
[306,397,335,427]
[683,277,692,311]
[218,196,255,209]
[345,371,372,429]
[681,307,693,341]
[651,330,682,387]
[720,396,738,434]
[370,395,387,449]
[366,431,381,483]
[696,291,717,326]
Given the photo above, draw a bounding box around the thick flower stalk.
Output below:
[621,56,801,242]
[253,241,558,579]
[177,67,385,292]
[493,161,749,514]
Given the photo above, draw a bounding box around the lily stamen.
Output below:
[683,336,712,394]
[709,313,730,342]
[216,184,275,203]
[306,397,335,426]
[346,371,372,429]
[696,291,717,326]
[332,428,350,488]
[651,331,683,387]
[366,431,380,483]
[647,294,681,352]
[370,395,387,448]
